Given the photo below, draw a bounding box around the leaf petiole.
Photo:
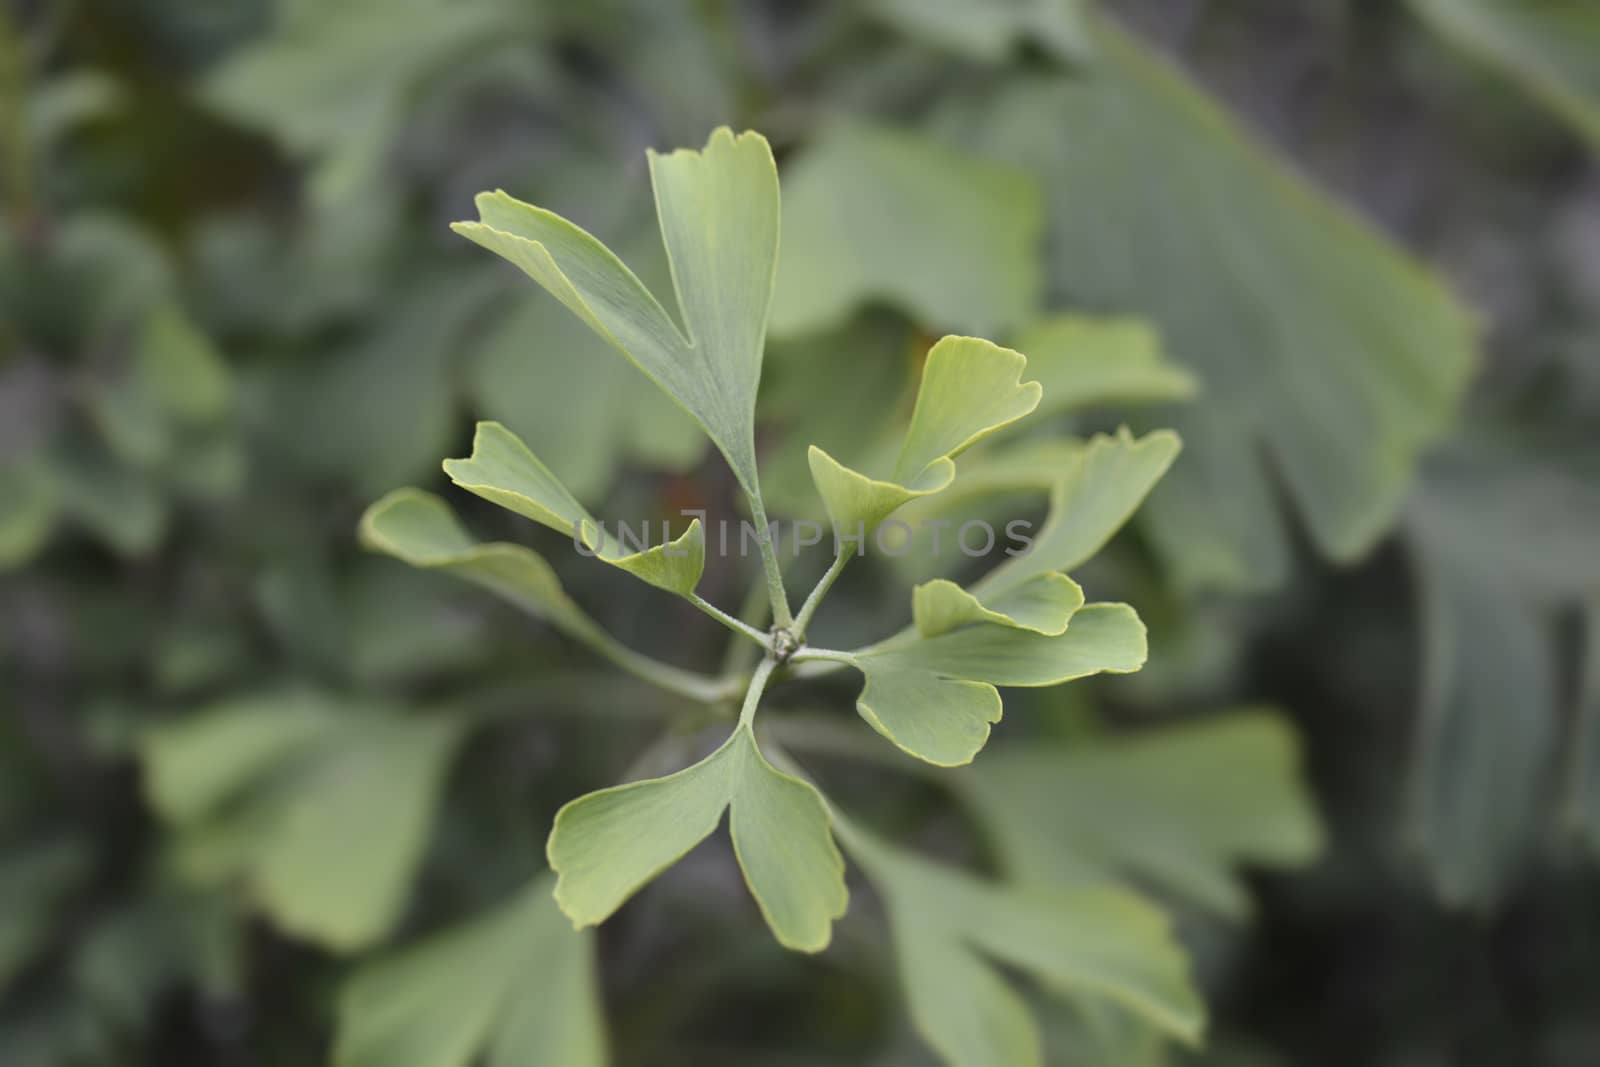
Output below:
[792,550,852,638]
[688,592,772,648]
[738,657,780,728]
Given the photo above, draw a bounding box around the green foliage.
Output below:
[34,0,1600,1060]
[140,692,467,952]
[1410,0,1600,148]
[333,874,606,1067]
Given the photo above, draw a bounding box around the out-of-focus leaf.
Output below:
[0,839,91,991]
[140,692,468,951]
[912,573,1084,637]
[453,128,778,499]
[443,421,704,596]
[848,603,1147,765]
[1572,606,1600,854]
[963,712,1324,918]
[547,724,847,952]
[1401,442,1600,904]
[360,489,588,634]
[939,20,1476,589]
[1405,502,1559,908]
[267,269,500,495]
[1014,316,1197,415]
[973,427,1182,597]
[1411,0,1600,149]
[49,446,167,556]
[0,460,56,569]
[204,0,527,203]
[808,336,1041,532]
[771,123,1041,339]
[869,0,1090,65]
[836,816,1204,1067]
[333,873,606,1067]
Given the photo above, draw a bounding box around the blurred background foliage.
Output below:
[2,0,1600,1064]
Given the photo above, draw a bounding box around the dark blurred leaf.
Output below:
[962,711,1324,919]
[937,19,1478,590]
[140,692,469,951]
[333,873,606,1067]
[1411,0,1600,150]
[837,815,1203,1067]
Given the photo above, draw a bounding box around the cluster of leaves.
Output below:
[5,0,1600,1064]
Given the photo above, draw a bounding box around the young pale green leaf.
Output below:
[1410,0,1600,149]
[963,711,1324,919]
[809,336,1040,531]
[836,816,1204,1067]
[912,573,1085,638]
[974,428,1181,598]
[1014,316,1197,414]
[452,127,778,498]
[851,603,1148,766]
[333,873,605,1067]
[442,421,703,595]
[547,725,846,952]
[358,489,587,631]
[139,692,466,952]
[770,122,1042,338]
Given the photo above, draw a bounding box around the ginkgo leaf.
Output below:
[442,421,703,595]
[1014,316,1198,414]
[1410,0,1600,149]
[358,489,586,631]
[935,18,1476,590]
[912,573,1084,638]
[359,490,724,702]
[962,711,1324,919]
[546,725,847,952]
[808,336,1041,532]
[834,815,1204,1067]
[849,603,1148,765]
[770,122,1042,338]
[452,127,778,499]
[333,873,606,1067]
[973,428,1181,598]
[139,692,466,952]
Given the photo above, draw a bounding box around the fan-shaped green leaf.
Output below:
[836,817,1203,1067]
[0,461,56,570]
[963,711,1324,918]
[139,693,466,952]
[850,603,1147,765]
[974,428,1181,597]
[770,122,1042,338]
[547,725,846,952]
[358,489,586,631]
[452,127,778,498]
[333,873,606,1067]
[442,421,703,595]
[809,336,1040,531]
[912,573,1084,638]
